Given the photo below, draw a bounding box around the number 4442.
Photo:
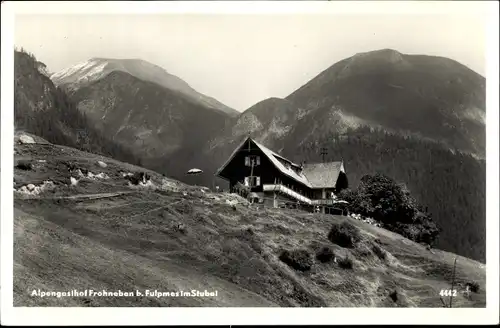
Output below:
[440,289,458,297]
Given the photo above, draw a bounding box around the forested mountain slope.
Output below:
[14,49,138,165]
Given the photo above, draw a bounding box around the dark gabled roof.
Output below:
[301,162,344,189]
[215,137,344,189]
[252,139,312,187]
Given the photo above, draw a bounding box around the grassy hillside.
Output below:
[14,138,486,307]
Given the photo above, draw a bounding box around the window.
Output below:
[244,176,261,187]
[245,155,261,167]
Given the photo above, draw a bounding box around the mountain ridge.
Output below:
[14,50,139,166]
[70,69,232,158]
[51,57,239,117]
[284,49,486,157]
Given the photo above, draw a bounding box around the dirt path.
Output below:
[52,191,138,200]
[17,191,140,201]
[15,155,98,162]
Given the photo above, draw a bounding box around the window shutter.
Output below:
[245,156,250,166]
[256,177,261,186]
[244,177,249,186]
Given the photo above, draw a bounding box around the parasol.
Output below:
[187,168,203,175]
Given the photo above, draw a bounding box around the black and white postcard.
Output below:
[1,1,498,326]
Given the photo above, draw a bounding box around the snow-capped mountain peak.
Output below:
[51,58,239,116]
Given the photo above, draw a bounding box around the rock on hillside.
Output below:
[51,57,239,117]
[231,97,310,143]
[208,97,303,156]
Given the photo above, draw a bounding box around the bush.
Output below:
[357,174,418,224]
[338,188,374,216]
[387,219,440,247]
[466,281,480,293]
[16,160,33,171]
[316,247,335,263]
[337,256,353,269]
[279,249,313,272]
[389,290,398,302]
[340,174,418,224]
[328,222,361,248]
[340,174,440,246]
[126,172,150,185]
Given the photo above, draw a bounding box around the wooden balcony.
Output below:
[263,184,310,204]
[262,184,342,206]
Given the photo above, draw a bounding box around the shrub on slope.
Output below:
[338,173,440,246]
[315,247,336,263]
[327,221,361,248]
[279,249,314,272]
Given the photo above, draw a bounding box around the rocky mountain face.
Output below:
[209,97,303,151]
[202,49,486,262]
[51,58,239,117]
[56,61,235,182]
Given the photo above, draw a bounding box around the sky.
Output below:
[14,6,488,111]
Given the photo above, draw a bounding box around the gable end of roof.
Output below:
[215,137,345,189]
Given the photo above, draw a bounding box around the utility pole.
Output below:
[320,147,328,163]
[450,257,457,308]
